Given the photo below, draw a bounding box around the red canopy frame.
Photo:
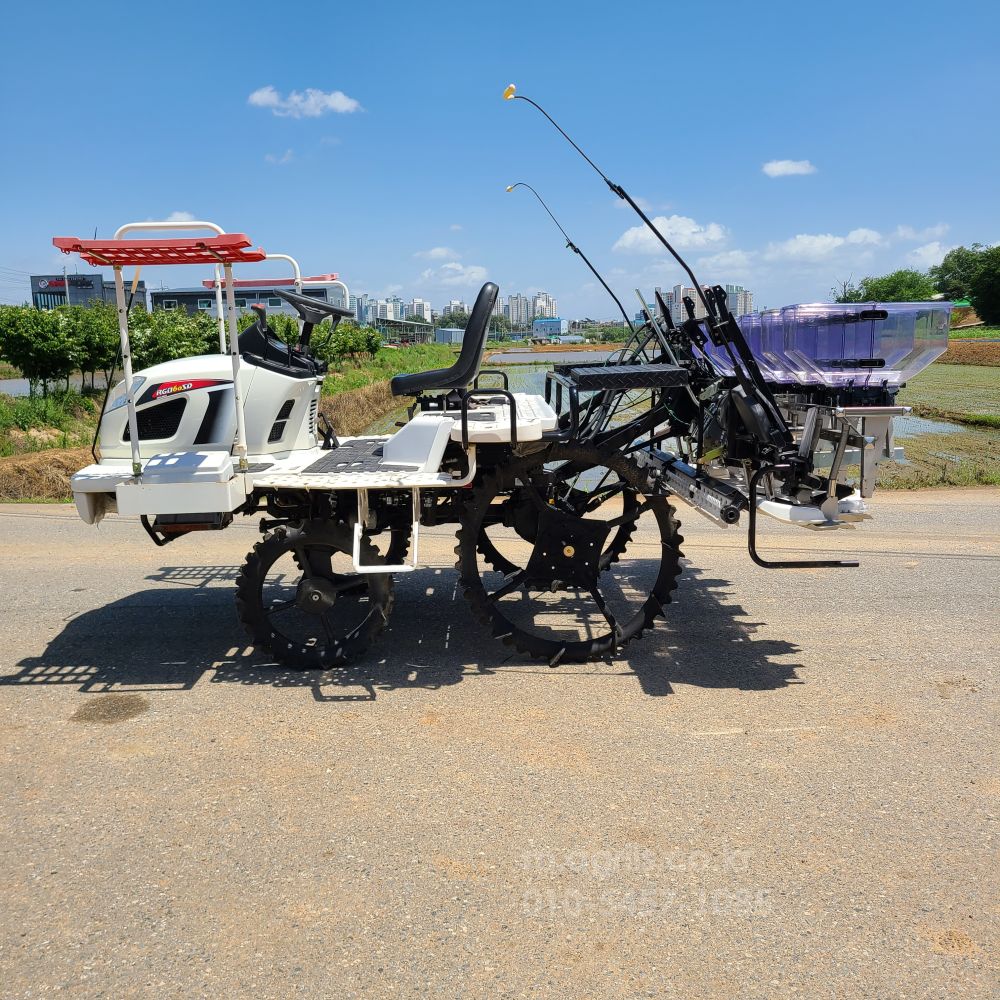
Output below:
[53,234,266,267]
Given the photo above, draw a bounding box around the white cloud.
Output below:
[846,228,883,246]
[907,241,950,268]
[248,85,361,118]
[697,249,756,274]
[414,246,458,260]
[419,261,488,287]
[894,223,949,241]
[264,149,294,165]
[613,214,728,254]
[764,228,883,261]
[762,159,818,178]
[165,210,195,223]
[449,223,463,231]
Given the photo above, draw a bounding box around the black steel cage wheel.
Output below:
[457,442,684,665]
[236,520,393,669]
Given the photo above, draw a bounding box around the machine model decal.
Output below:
[137,379,230,406]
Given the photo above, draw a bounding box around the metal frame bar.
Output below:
[352,488,420,573]
[113,219,226,240]
[265,253,303,293]
[213,265,226,352]
[265,253,304,335]
[221,262,249,472]
[460,389,518,448]
[112,266,142,476]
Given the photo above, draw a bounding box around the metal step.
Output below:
[553,363,689,390]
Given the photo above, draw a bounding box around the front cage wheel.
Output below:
[457,442,684,665]
[236,520,393,669]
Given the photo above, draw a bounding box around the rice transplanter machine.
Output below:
[54,91,949,669]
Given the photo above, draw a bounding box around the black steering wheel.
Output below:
[273,288,353,325]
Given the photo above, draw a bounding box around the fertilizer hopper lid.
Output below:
[52,233,267,267]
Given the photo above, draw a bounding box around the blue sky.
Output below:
[1,0,997,316]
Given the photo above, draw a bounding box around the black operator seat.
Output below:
[390,281,499,396]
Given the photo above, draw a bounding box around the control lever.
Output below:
[317,411,339,450]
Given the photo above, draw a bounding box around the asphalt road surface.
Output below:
[1,490,997,998]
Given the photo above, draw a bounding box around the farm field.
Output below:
[875,362,999,488]
[900,362,1000,424]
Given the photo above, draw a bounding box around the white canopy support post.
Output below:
[265,253,302,292]
[113,220,226,239]
[222,263,249,472]
[329,279,350,310]
[112,266,142,477]
[214,265,226,352]
[265,253,304,335]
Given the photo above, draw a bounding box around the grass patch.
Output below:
[0,391,100,458]
[320,381,397,437]
[875,425,1000,489]
[320,343,456,396]
[0,361,20,379]
[0,446,93,502]
[873,359,1000,488]
[948,325,1000,339]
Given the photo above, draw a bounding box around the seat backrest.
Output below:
[390,282,499,396]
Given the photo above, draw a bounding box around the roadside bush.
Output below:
[127,307,218,369]
[0,302,383,391]
[314,320,381,365]
[968,245,1000,326]
[0,305,77,395]
[931,244,1000,325]
[66,303,119,389]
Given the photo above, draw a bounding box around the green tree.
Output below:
[71,302,120,389]
[363,327,382,357]
[316,320,380,364]
[0,305,77,395]
[440,311,469,329]
[129,307,215,369]
[832,277,865,303]
[581,323,629,343]
[488,314,511,337]
[857,269,936,302]
[967,245,1000,325]
[929,245,984,301]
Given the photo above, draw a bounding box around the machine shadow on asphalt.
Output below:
[2,561,803,702]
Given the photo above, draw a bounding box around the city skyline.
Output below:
[347,289,562,327]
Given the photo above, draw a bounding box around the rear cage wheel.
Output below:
[457,442,684,665]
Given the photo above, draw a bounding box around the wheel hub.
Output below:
[524,504,612,589]
[296,575,340,614]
